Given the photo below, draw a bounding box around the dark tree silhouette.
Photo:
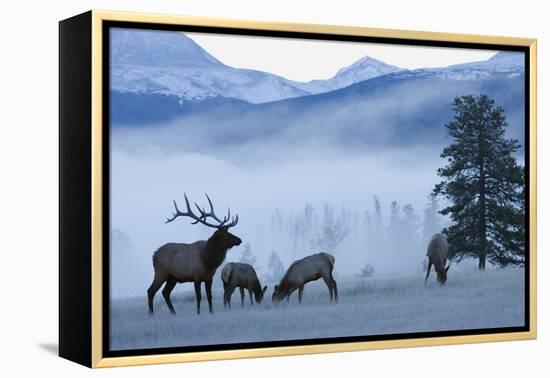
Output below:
[310,203,350,254]
[267,251,285,283]
[434,94,525,269]
[110,228,132,254]
[239,243,258,267]
[421,194,443,244]
[402,204,420,243]
[372,195,384,248]
[356,263,375,278]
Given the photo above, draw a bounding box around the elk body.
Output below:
[425,233,450,285]
[221,262,267,309]
[272,252,337,303]
[147,194,241,315]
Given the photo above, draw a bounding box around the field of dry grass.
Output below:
[110,268,525,351]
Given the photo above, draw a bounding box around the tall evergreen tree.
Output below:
[267,251,285,283]
[110,228,132,254]
[387,201,402,235]
[434,94,525,269]
[363,209,373,245]
[372,195,384,247]
[421,194,443,244]
[402,204,420,243]
[310,203,349,254]
[239,243,257,267]
[289,214,306,261]
[386,201,403,254]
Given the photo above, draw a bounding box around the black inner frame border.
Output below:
[102,20,531,359]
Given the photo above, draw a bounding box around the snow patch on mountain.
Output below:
[110,28,403,103]
[297,56,402,93]
[392,51,524,81]
[111,28,524,104]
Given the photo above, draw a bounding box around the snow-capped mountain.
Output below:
[110,28,310,103]
[299,56,402,93]
[392,51,524,81]
[111,28,524,107]
[110,27,526,151]
[446,51,524,76]
[110,28,403,104]
[112,64,525,154]
[111,27,222,68]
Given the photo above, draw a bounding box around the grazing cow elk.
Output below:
[147,193,241,315]
[425,233,450,285]
[272,252,337,303]
[221,262,267,309]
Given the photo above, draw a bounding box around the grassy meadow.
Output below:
[110,268,525,351]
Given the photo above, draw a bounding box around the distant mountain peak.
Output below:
[390,50,525,82]
[110,28,523,104]
[110,29,405,103]
[336,55,400,76]
[487,51,524,65]
[295,55,402,94]
[110,28,223,68]
[490,51,521,59]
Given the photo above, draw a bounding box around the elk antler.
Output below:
[165,193,239,229]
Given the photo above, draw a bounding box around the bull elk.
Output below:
[272,252,337,303]
[221,262,267,309]
[425,233,451,285]
[147,193,241,315]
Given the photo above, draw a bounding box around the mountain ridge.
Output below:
[109,29,525,156]
[110,28,405,103]
[111,27,524,106]
[111,68,525,156]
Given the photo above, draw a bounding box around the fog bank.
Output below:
[110,138,449,297]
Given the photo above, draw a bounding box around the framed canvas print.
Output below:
[59,10,537,368]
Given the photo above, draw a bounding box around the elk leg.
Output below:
[194,281,202,315]
[322,275,334,302]
[248,289,254,305]
[205,279,214,314]
[223,283,228,310]
[162,277,177,315]
[226,286,236,310]
[332,275,338,303]
[239,287,245,307]
[425,260,432,285]
[147,275,165,314]
[298,286,304,303]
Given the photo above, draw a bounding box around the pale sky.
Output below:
[187,32,498,83]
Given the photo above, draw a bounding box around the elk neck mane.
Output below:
[275,274,293,294]
[277,259,300,291]
[250,277,263,295]
[201,233,230,269]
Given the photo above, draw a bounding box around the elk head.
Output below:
[437,263,451,285]
[166,193,242,249]
[255,286,268,304]
[272,285,285,302]
[211,227,242,250]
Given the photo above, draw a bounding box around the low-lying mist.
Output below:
[110,125,453,298]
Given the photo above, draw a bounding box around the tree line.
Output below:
[238,194,445,283]
[241,94,526,279]
[111,94,526,282]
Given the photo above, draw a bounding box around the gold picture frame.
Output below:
[59,9,537,368]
